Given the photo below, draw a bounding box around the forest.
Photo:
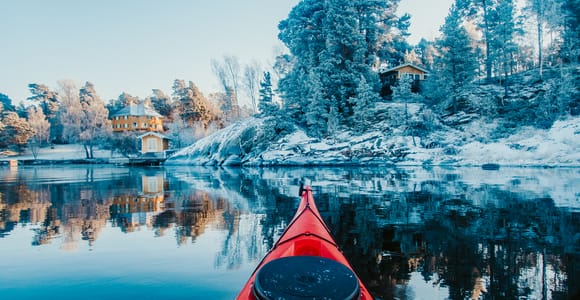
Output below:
[0,0,578,159]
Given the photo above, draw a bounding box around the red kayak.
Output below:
[237,186,373,300]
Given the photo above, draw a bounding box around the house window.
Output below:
[133,122,137,128]
[124,124,128,128]
[414,74,420,80]
[143,123,147,128]
[124,116,128,120]
[423,74,428,80]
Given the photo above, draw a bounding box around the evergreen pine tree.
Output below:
[0,93,15,112]
[278,0,400,135]
[391,76,414,125]
[350,76,379,132]
[305,72,329,137]
[150,89,172,118]
[457,0,500,81]
[27,83,60,143]
[437,4,478,114]
[258,72,277,117]
[491,0,520,99]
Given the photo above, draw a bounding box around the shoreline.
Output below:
[2,156,579,168]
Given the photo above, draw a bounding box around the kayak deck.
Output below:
[237,186,373,299]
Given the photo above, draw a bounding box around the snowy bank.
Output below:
[167,114,580,168]
[0,144,126,165]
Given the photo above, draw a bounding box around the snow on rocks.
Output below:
[458,117,580,166]
[167,118,265,166]
[166,114,580,168]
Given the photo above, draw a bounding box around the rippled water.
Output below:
[0,165,578,299]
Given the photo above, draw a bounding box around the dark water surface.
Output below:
[0,166,578,300]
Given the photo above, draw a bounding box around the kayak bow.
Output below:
[237,186,373,300]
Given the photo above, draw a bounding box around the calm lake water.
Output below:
[0,165,578,300]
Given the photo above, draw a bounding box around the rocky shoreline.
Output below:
[167,115,580,168]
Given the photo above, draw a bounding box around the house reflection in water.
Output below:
[109,172,166,233]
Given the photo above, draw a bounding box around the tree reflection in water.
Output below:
[305,169,579,300]
[0,166,578,299]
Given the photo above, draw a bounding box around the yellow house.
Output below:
[111,103,163,132]
[382,63,429,81]
[137,132,170,155]
[379,63,430,96]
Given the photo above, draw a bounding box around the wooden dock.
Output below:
[128,153,167,166]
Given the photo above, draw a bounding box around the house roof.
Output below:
[112,103,162,118]
[381,63,430,74]
[137,132,171,140]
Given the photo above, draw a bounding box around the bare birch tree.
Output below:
[27,106,50,159]
[243,60,261,114]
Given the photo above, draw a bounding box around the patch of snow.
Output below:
[459,118,580,166]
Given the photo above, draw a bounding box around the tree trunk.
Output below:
[537,10,544,81]
[503,48,509,101]
[84,144,91,159]
[482,0,493,82]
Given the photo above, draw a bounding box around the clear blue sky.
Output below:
[1,0,452,105]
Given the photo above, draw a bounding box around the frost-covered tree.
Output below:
[326,105,340,142]
[391,75,414,124]
[212,55,241,120]
[436,3,478,114]
[107,92,139,117]
[57,81,85,144]
[0,111,33,151]
[404,49,422,65]
[491,0,521,98]
[57,80,82,144]
[278,0,403,135]
[27,83,59,118]
[149,89,172,119]
[0,93,15,112]
[258,72,277,117]
[243,61,261,114]
[172,79,219,129]
[305,72,329,137]
[416,39,438,70]
[27,83,60,142]
[166,111,195,149]
[561,0,579,63]
[457,0,500,81]
[524,0,573,77]
[26,106,50,159]
[526,0,548,79]
[78,82,110,159]
[272,53,293,82]
[350,76,379,132]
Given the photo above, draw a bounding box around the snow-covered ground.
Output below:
[0,144,125,162]
[459,118,580,166]
[167,115,580,167]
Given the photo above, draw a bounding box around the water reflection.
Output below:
[0,166,578,299]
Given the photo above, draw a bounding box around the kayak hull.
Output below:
[236,186,372,300]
